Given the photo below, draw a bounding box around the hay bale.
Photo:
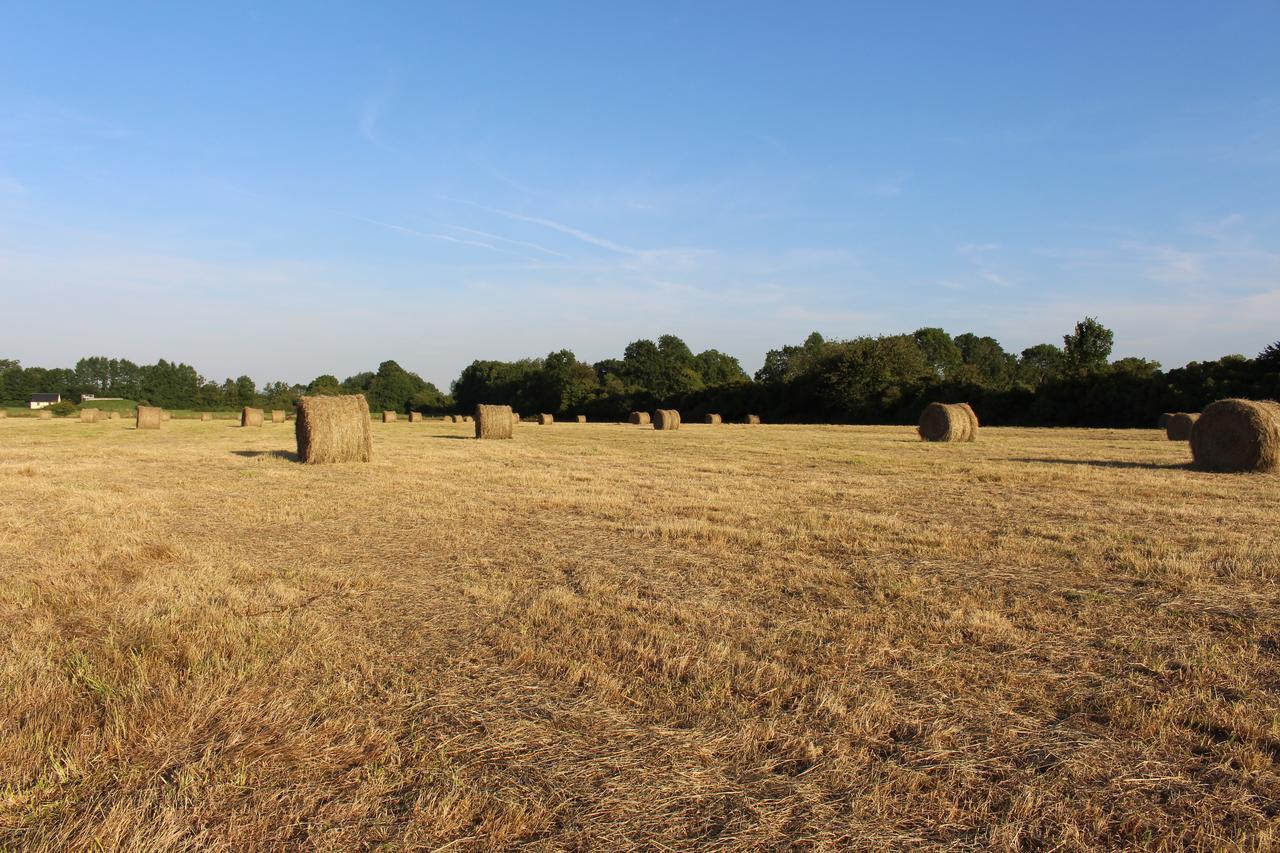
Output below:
[511,412,521,424]
[1190,398,1280,473]
[271,410,286,424]
[1165,412,1199,441]
[0,410,6,419]
[704,413,722,425]
[462,415,472,422]
[449,415,460,423]
[654,409,681,430]
[136,406,161,430]
[475,404,514,440]
[200,412,213,421]
[108,411,120,420]
[382,411,397,423]
[576,415,587,424]
[538,413,554,425]
[241,407,264,427]
[38,409,52,420]
[160,411,171,422]
[295,395,372,463]
[79,408,100,423]
[918,402,977,442]
[409,411,422,423]
[629,411,651,425]
[1157,412,1174,429]
[744,414,761,425]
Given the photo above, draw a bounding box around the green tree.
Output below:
[954,334,1016,388]
[307,374,342,395]
[912,328,962,381]
[1063,317,1114,371]
[1018,343,1065,387]
[367,360,426,413]
[692,349,748,386]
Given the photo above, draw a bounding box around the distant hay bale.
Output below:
[629,411,651,425]
[200,412,213,421]
[462,415,472,422]
[38,409,52,420]
[511,412,521,424]
[449,415,460,423]
[704,413,722,425]
[136,406,161,430]
[160,411,171,422]
[108,411,120,420]
[0,410,7,419]
[538,413,554,425]
[744,414,761,425]
[1157,412,1174,429]
[409,411,422,423]
[241,407,264,427]
[1165,412,1199,441]
[295,394,373,464]
[576,415,587,423]
[382,411,397,423]
[475,404,514,440]
[79,408,100,423]
[654,409,681,430]
[271,410,285,424]
[1190,398,1280,473]
[918,402,977,442]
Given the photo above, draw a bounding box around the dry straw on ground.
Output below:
[135,406,161,430]
[538,414,554,425]
[745,414,761,425]
[654,409,681,430]
[382,411,397,423]
[630,411,651,425]
[705,414,722,425]
[242,407,264,428]
[200,412,213,422]
[1190,398,1280,473]
[294,394,373,464]
[1166,412,1199,441]
[475,404,514,440]
[918,402,978,442]
[79,408,99,423]
[272,410,286,424]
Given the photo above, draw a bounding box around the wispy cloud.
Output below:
[957,243,1017,287]
[442,196,641,255]
[358,92,394,149]
[347,214,532,258]
[443,224,568,259]
[865,171,912,198]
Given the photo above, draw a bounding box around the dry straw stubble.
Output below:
[1166,412,1199,441]
[295,394,373,463]
[1190,398,1280,473]
[135,406,162,430]
[475,404,514,440]
[919,402,978,442]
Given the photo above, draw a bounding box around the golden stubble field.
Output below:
[1,417,1277,850]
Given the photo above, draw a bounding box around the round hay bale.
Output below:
[918,402,976,442]
[511,411,521,424]
[296,394,373,463]
[575,415,587,423]
[1190,398,1280,473]
[1165,412,1198,441]
[271,410,286,424]
[108,411,120,420]
[475,404,514,440]
[744,414,761,425]
[136,406,162,430]
[241,407,264,427]
[160,411,171,422]
[449,415,460,423]
[461,415,472,422]
[200,412,213,422]
[629,411,651,426]
[1157,412,1174,429]
[538,413,554,425]
[654,409,681,430]
[704,413,722,425]
[79,408,100,423]
[408,411,422,423]
[0,410,7,419]
[38,409,52,420]
[382,410,397,423]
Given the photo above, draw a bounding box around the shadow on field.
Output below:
[231,450,300,462]
[1011,457,1193,471]
[428,435,473,441]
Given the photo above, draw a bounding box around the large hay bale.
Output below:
[475,404,514,440]
[576,415,587,423]
[744,414,761,425]
[136,406,161,430]
[382,411,397,423]
[271,410,286,424]
[918,402,977,442]
[200,412,213,421]
[1165,412,1198,441]
[629,411,651,425]
[38,409,52,420]
[241,407,264,427]
[409,411,422,423]
[1190,399,1280,473]
[705,413,722,425]
[1157,412,1174,429]
[654,409,681,430]
[79,408,100,423]
[538,413,554,425]
[295,394,373,464]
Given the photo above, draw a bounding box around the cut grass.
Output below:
[0,419,1277,849]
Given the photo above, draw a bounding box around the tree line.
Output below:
[4,318,1277,427]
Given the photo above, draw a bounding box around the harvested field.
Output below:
[1,419,1277,849]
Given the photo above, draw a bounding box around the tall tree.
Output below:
[1063,316,1114,371]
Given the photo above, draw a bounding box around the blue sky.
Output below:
[2,2,1277,387]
